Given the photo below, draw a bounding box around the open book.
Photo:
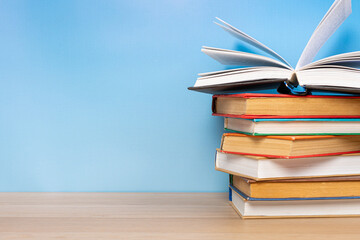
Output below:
[189,0,360,95]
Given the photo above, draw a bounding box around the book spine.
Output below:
[220,134,226,149]
[211,96,217,114]
[229,187,232,201]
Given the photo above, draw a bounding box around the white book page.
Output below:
[296,65,360,89]
[202,47,291,69]
[198,68,247,77]
[296,0,352,69]
[215,18,291,67]
[198,67,260,78]
[301,51,360,69]
[194,67,292,87]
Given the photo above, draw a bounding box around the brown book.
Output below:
[212,93,360,118]
[232,175,360,198]
[220,133,360,158]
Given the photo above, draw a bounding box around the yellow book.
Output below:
[220,133,360,158]
[212,93,360,117]
[232,175,360,198]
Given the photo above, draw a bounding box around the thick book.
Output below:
[224,117,360,135]
[189,0,360,95]
[215,150,360,180]
[231,175,360,198]
[229,184,360,219]
[212,93,360,118]
[220,133,360,158]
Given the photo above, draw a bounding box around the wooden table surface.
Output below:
[1,193,360,239]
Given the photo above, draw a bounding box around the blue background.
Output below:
[0,0,359,191]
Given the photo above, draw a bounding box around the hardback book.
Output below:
[188,0,360,95]
[224,117,360,135]
[229,184,360,219]
[215,150,360,180]
[231,175,360,198]
[212,93,360,118]
[220,133,360,158]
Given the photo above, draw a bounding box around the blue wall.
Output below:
[0,0,360,191]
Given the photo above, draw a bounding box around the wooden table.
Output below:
[0,193,360,239]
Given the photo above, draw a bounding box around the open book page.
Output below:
[296,65,360,91]
[199,68,245,77]
[194,67,292,87]
[296,0,352,69]
[198,67,258,77]
[301,51,360,69]
[199,67,276,78]
[202,47,291,69]
[215,18,291,67]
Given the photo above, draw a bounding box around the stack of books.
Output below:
[213,93,360,218]
[189,0,360,218]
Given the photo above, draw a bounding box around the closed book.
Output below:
[220,133,360,158]
[231,175,360,198]
[215,150,360,180]
[229,184,360,219]
[212,93,360,118]
[224,117,360,135]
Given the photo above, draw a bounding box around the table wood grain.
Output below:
[0,193,360,239]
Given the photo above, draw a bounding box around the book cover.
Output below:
[212,93,360,119]
[225,118,360,135]
[229,184,360,201]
